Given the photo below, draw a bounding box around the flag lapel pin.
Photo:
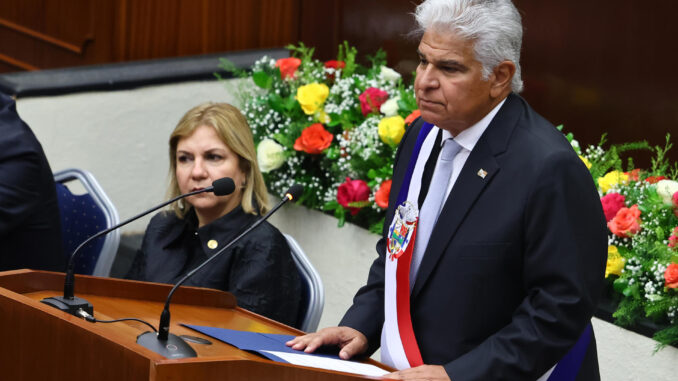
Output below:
[477,169,488,179]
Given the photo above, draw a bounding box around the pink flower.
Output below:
[669,227,678,250]
[673,191,678,208]
[607,204,641,238]
[337,177,370,215]
[601,192,626,222]
[359,87,388,116]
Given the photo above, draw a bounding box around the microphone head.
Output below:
[285,184,304,201]
[212,177,236,196]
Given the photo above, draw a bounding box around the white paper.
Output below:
[261,350,389,377]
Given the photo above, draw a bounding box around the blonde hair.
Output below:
[167,102,269,218]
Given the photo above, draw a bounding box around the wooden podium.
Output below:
[0,269,388,380]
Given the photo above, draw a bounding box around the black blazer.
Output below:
[340,94,607,380]
[127,207,302,327]
[0,92,65,271]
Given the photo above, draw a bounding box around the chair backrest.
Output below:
[284,234,324,332]
[54,168,120,277]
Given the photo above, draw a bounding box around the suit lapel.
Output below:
[410,94,523,298]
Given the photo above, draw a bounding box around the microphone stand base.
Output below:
[136,331,197,359]
[41,296,93,316]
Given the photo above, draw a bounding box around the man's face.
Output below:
[414,29,497,135]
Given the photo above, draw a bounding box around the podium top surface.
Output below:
[0,269,388,380]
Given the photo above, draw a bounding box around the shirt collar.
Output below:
[439,98,506,152]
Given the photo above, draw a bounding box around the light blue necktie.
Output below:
[410,138,462,288]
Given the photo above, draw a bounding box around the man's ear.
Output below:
[490,60,516,98]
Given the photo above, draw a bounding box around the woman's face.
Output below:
[175,124,246,225]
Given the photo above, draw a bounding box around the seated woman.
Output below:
[127,102,301,327]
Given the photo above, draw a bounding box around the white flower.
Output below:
[257,138,285,173]
[380,96,400,117]
[570,139,580,151]
[379,66,401,82]
[656,179,678,205]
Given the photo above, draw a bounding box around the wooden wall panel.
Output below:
[119,0,300,61]
[0,0,116,70]
[0,0,676,162]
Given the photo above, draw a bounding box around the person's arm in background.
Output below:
[0,95,48,236]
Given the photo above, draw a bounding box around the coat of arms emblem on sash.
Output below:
[387,201,418,261]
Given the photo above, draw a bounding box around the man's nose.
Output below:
[418,66,439,89]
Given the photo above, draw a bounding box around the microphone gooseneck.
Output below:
[136,184,304,359]
[41,177,236,316]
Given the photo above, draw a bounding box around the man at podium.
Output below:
[288,0,607,380]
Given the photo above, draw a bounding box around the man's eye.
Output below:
[419,58,428,65]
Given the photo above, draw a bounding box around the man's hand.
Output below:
[285,326,368,360]
[384,365,450,380]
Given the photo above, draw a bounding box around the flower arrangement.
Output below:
[219,43,418,232]
[566,128,678,348]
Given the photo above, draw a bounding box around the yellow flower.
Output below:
[378,116,406,146]
[579,155,592,169]
[316,109,331,124]
[598,170,629,193]
[296,83,329,115]
[605,245,625,278]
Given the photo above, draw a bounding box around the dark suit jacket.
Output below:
[0,92,65,271]
[340,94,607,380]
[126,207,301,327]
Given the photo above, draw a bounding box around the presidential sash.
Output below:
[381,122,436,369]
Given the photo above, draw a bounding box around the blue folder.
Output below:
[183,324,342,363]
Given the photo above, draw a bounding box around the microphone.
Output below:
[136,184,304,359]
[41,177,236,316]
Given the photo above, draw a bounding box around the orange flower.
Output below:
[607,204,641,238]
[625,169,641,181]
[665,263,678,288]
[404,109,421,126]
[293,123,333,154]
[375,180,392,209]
[275,57,301,79]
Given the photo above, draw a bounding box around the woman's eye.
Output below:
[206,154,223,161]
[177,155,191,163]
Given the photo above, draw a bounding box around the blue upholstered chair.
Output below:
[54,168,120,277]
[284,234,324,332]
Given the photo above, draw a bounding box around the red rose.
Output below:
[375,179,392,209]
[293,123,333,154]
[359,87,389,116]
[607,204,641,238]
[324,60,346,81]
[664,263,678,288]
[600,192,626,222]
[275,57,302,79]
[337,177,370,215]
[404,109,421,126]
[324,60,346,70]
[644,175,666,184]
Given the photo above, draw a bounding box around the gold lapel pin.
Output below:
[477,169,488,179]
